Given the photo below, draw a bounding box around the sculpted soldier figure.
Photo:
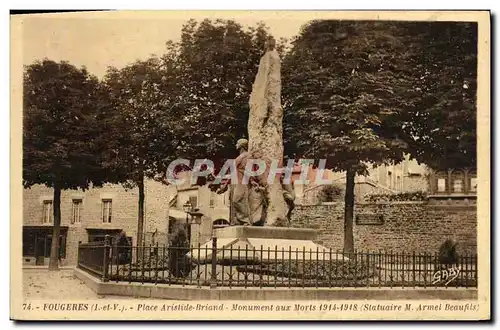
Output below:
[210,138,296,227]
[213,139,268,226]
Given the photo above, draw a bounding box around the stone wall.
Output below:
[291,201,477,255]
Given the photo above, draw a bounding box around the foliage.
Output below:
[163,19,287,178]
[129,257,169,271]
[167,223,193,277]
[282,20,477,172]
[237,259,373,281]
[317,184,343,202]
[438,239,459,266]
[365,191,428,202]
[396,22,477,170]
[282,20,411,174]
[23,60,107,190]
[101,56,181,183]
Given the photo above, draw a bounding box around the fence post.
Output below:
[103,234,111,282]
[210,236,217,289]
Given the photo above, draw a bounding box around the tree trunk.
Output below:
[48,185,61,271]
[343,168,355,254]
[137,175,145,248]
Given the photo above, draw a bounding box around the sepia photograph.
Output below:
[10,10,490,321]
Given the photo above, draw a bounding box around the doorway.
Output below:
[23,226,68,266]
[35,236,45,265]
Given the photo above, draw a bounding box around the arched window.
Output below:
[468,170,477,193]
[450,169,466,194]
[434,171,448,194]
[213,219,230,229]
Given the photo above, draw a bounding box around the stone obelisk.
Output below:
[248,37,287,226]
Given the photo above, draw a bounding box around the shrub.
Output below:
[317,184,343,202]
[438,239,459,266]
[237,259,374,282]
[168,223,194,278]
[365,191,428,202]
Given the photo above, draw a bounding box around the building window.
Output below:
[470,177,477,192]
[453,179,464,193]
[42,200,53,224]
[22,231,36,256]
[209,191,215,208]
[213,219,230,230]
[71,199,82,224]
[189,196,198,208]
[102,199,112,223]
[437,178,447,192]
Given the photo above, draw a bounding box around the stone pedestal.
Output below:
[189,226,348,262]
[189,223,201,247]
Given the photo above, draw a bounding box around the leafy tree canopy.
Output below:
[397,22,477,170]
[23,59,108,190]
[283,20,411,175]
[165,19,287,175]
[283,20,477,173]
[101,56,180,186]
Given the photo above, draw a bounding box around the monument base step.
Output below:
[189,226,349,262]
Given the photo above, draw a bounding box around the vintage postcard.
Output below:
[10,10,490,321]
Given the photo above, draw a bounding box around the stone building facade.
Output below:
[165,171,231,246]
[22,179,170,266]
[297,155,429,205]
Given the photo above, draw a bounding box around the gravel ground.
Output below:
[23,268,147,300]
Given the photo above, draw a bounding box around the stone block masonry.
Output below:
[22,180,171,265]
[291,202,477,255]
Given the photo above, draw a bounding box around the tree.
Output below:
[396,22,477,170]
[166,19,287,176]
[101,56,180,247]
[100,20,284,244]
[23,60,107,270]
[283,21,411,253]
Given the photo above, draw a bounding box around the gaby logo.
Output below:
[432,265,461,286]
[165,158,334,186]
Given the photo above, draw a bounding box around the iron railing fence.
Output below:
[77,241,108,279]
[77,237,477,289]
